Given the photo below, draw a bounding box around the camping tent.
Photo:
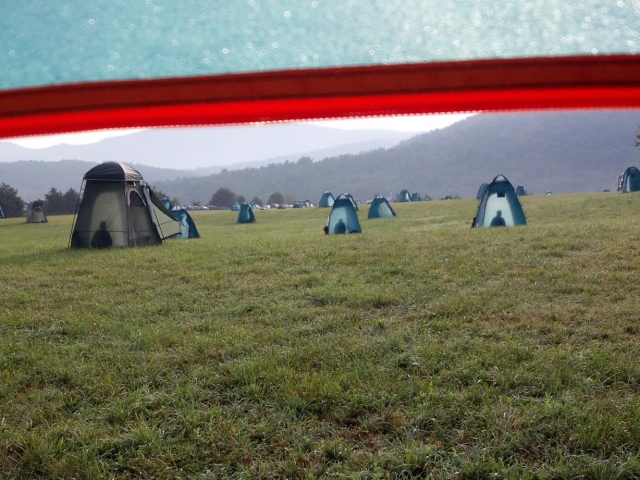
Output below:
[326,194,361,234]
[619,166,640,193]
[26,200,47,223]
[398,190,411,202]
[410,193,421,202]
[319,192,334,208]
[473,175,527,228]
[0,207,4,219]
[515,185,528,196]
[476,183,489,200]
[70,162,180,248]
[162,198,200,239]
[231,203,241,212]
[368,196,396,219]
[237,203,256,223]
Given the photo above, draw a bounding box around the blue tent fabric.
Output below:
[473,175,527,228]
[398,190,411,202]
[368,196,396,219]
[515,185,528,196]
[319,193,334,208]
[619,166,640,193]
[476,183,489,200]
[0,206,4,219]
[410,193,421,202]
[170,206,200,239]
[160,198,199,239]
[231,203,241,212]
[342,193,358,211]
[327,194,361,234]
[237,203,256,223]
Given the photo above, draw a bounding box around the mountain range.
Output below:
[154,110,640,203]
[1,111,639,203]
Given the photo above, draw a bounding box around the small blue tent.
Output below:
[410,192,421,202]
[619,166,640,193]
[327,194,361,234]
[473,175,527,228]
[237,203,256,223]
[398,189,411,202]
[515,185,528,196]
[161,198,200,239]
[231,203,241,211]
[368,196,396,219]
[0,206,4,219]
[319,192,334,208]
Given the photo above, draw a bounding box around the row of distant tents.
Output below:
[319,190,421,208]
[9,162,640,245]
[325,175,529,234]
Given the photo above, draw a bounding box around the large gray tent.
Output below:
[26,200,47,223]
[473,175,527,228]
[70,162,180,248]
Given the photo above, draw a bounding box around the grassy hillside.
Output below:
[2,193,640,477]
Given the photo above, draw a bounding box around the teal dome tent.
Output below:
[237,203,256,223]
[619,167,640,193]
[327,194,361,234]
[398,190,411,202]
[473,175,527,228]
[368,196,396,219]
[319,192,334,208]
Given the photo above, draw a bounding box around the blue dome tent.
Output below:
[318,192,335,208]
[398,190,411,202]
[327,194,361,234]
[473,175,527,228]
[368,196,396,219]
[237,203,256,223]
[619,166,640,193]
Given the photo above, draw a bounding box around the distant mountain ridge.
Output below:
[0,124,413,169]
[153,111,640,204]
[1,112,639,203]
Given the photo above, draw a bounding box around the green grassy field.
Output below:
[2,193,640,479]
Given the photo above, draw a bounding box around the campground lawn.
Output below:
[2,193,640,478]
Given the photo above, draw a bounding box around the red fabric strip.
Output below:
[0,55,639,139]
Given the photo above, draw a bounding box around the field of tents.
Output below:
[2,192,640,477]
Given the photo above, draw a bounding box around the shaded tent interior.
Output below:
[162,198,200,239]
[70,162,180,248]
[327,194,361,234]
[619,166,640,193]
[237,203,256,223]
[26,200,47,223]
[398,190,411,202]
[473,175,527,228]
[368,196,396,219]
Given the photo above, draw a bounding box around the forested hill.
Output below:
[155,111,640,204]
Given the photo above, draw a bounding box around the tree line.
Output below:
[208,187,296,208]
[0,183,79,217]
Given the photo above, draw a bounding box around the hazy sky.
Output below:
[2,114,472,149]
